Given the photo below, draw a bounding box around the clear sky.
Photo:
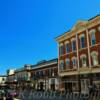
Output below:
[0,0,100,74]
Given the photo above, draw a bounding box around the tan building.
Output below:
[0,75,7,87]
[6,69,15,88]
[56,15,100,93]
[14,64,31,89]
[7,65,31,89]
[30,58,59,91]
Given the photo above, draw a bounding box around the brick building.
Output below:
[55,15,100,93]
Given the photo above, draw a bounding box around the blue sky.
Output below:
[0,0,100,74]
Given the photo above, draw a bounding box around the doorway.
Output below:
[65,82,72,92]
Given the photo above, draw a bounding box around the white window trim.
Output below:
[71,39,76,51]
[91,51,99,66]
[89,29,96,46]
[65,42,69,53]
[59,43,64,56]
[59,43,63,47]
[59,60,64,70]
[65,41,69,44]
[89,29,96,34]
[65,58,70,66]
[66,58,70,62]
[80,54,86,59]
[79,34,85,49]
[79,34,85,39]
[80,54,87,67]
[91,51,98,56]
[71,38,76,42]
[71,57,77,68]
[98,26,100,31]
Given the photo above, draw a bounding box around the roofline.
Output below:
[0,75,7,77]
[31,58,58,69]
[55,14,100,41]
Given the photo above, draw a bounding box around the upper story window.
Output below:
[48,69,52,76]
[59,43,64,56]
[91,51,98,66]
[39,71,44,76]
[89,29,96,46]
[71,38,76,51]
[72,57,77,68]
[54,68,57,76]
[59,60,64,70]
[65,41,70,53]
[65,58,70,69]
[79,34,85,49]
[80,54,87,67]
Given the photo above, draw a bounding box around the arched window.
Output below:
[65,58,70,69]
[71,38,76,51]
[65,43,70,53]
[91,51,98,66]
[80,54,87,67]
[59,44,64,56]
[79,34,85,49]
[59,60,64,70]
[72,57,77,68]
[89,29,96,46]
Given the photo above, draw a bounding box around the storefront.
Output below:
[61,75,79,92]
[49,78,59,91]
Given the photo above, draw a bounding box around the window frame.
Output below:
[80,54,87,67]
[59,60,64,70]
[89,29,96,46]
[65,58,70,69]
[59,43,64,56]
[72,57,77,68]
[79,34,85,49]
[91,51,98,66]
[71,38,76,51]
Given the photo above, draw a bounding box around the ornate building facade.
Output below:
[56,15,100,93]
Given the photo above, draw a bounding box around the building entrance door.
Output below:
[65,82,72,92]
[81,79,90,93]
[51,84,55,91]
[40,82,44,91]
[50,79,55,91]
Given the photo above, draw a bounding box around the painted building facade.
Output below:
[14,64,31,89]
[56,15,100,93]
[30,58,59,91]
